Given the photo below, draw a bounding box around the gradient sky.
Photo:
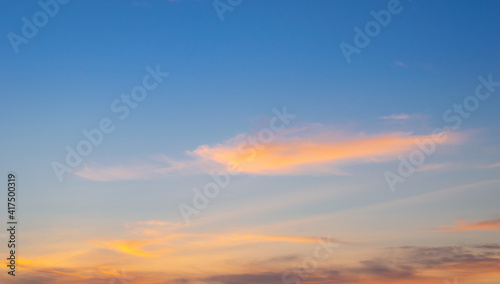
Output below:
[1,0,500,283]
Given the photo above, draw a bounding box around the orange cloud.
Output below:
[82,221,338,261]
[434,218,500,232]
[89,238,167,257]
[90,233,330,258]
[191,129,458,175]
[15,230,500,284]
[74,124,461,180]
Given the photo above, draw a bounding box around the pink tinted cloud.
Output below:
[74,124,462,181]
[434,218,500,232]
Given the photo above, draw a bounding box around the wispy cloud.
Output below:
[75,163,160,181]
[381,113,411,120]
[476,162,500,169]
[74,124,462,181]
[394,61,405,67]
[133,220,182,226]
[415,162,454,172]
[90,233,336,258]
[91,238,165,257]
[434,218,500,232]
[190,129,457,175]
[15,232,500,284]
[86,220,340,259]
[177,245,500,284]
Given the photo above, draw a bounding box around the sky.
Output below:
[0,0,500,283]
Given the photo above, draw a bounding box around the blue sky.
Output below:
[0,0,500,283]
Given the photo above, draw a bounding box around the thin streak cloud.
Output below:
[74,124,462,181]
[434,218,500,232]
